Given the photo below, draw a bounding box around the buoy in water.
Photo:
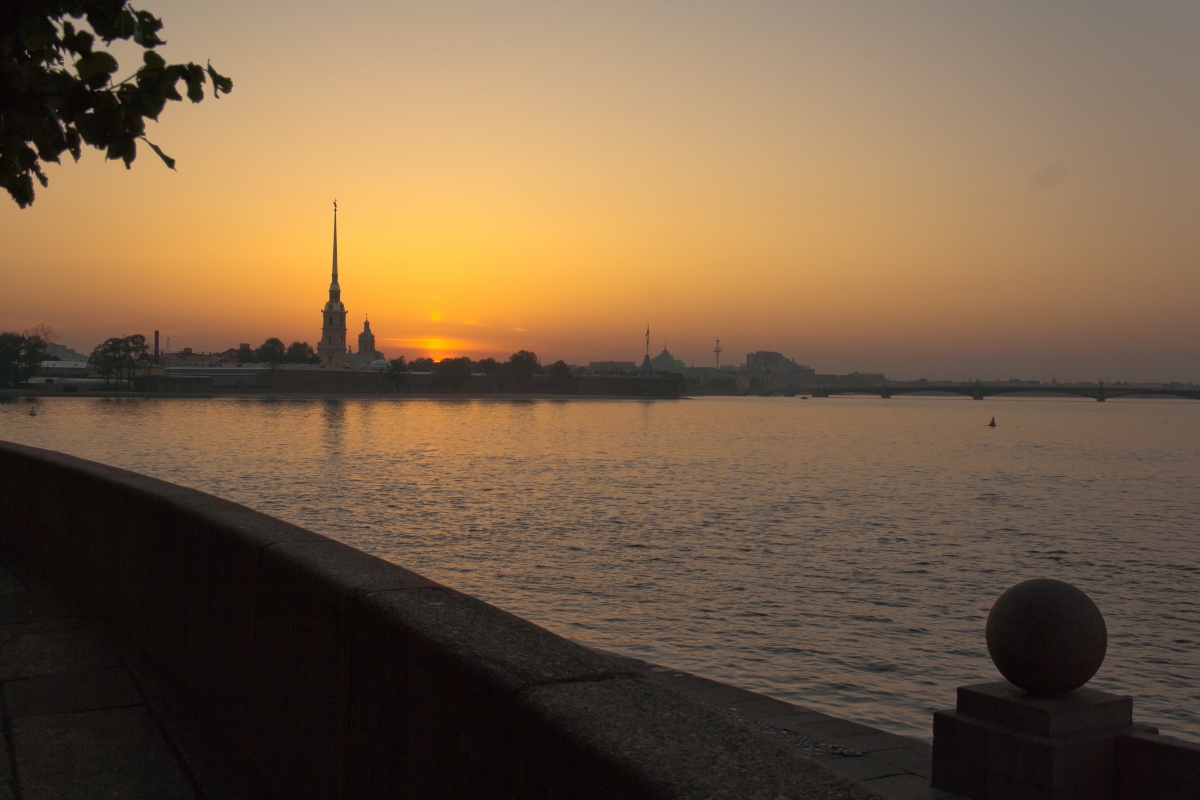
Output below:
[28,406,37,416]
[988,416,996,427]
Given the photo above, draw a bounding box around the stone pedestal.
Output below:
[932,681,1134,800]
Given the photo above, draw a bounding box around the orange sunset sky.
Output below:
[3,1,1199,382]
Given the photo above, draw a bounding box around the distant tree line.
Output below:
[88,334,149,387]
[5,330,579,396]
[236,338,322,365]
[0,329,49,387]
[390,350,577,393]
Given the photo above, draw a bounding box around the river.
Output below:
[3,393,1198,741]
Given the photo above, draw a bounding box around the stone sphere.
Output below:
[985,578,1107,695]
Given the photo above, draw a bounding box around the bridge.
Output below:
[803,382,1200,402]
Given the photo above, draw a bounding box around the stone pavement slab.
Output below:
[11,706,196,800]
[0,554,267,800]
[5,664,142,717]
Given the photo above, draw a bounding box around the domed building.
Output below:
[317,204,387,367]
[346,317,385,366]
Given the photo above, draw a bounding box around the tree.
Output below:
[235,343,253,363]
[386,356,407,392]
[255,337,285,366]
[477,357,504,392]
[409,357,434,372]
[25,322,57,348]
[284,340,317,364]
[0,331,47,387]
[88,333,146,387]
[433,356,473,392]
[88,337,119,384]
[507,350,540,390]
[2,1,233,207]
[546,359,576,394]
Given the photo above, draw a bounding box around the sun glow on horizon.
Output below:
[3,1,1199,382]
[381,336,488,362]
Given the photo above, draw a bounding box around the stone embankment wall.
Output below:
[0,441,871,799]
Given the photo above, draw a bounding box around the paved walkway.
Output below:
[0,548,967,799]
[0,555,267,800]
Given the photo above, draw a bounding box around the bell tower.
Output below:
[317,201,348,365]
[358,316,377,358]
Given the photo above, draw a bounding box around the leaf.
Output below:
[207,62,233,96]
[65,129,82,161]
[74,112,101,146]
[183,65,205,103]
[62,23,95,56]
[71,30,96,56]
[133,11,166,48]
[75,51,119,87]
[136,88,168,121]
[142,138,176,170]
[6,174,34,208]
[143,51,166,71]
[106,135,137,168]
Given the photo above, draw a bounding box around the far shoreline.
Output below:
[1,389,692,402]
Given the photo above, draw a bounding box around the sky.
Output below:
[3,1,1199,382]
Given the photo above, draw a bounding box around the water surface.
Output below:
[3,394,1198,741]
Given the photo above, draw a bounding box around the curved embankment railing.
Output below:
[0,441,875,800]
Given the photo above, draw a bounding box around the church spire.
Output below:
[318,200,349,365]
[329,199,341,302]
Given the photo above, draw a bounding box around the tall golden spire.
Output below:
[329,199,341,301]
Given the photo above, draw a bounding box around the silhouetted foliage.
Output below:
[386,356,407,391]
[409,357,434,372]
[476,357,504,392]
[434,356,473,392]
[88,333,146,387]
[507,350,540,388]
[255,337,285,366]
[546,359,576,393]
[284,340,318,364]
[0,331,47,387]
[1,0,233,207]
[235,343,253,363]
[26,322,57,348]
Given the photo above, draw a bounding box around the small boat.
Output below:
[988,416,996,427]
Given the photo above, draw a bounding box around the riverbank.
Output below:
[0,439,884,799]
[2,389,686,401]
[0,533,953,799]
[4,394,1198,743]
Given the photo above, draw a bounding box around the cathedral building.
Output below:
[317,204,348,365]
[317,204,388,367]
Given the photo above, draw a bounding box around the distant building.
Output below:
[160,347,228,367]
[745,350,813,375]
[345,317,384,366]
[38,359,90,377]
[45,342,87,361]
[744,351,816,388]
[315,206,387,367]
[358,318,376,358]
[317,204,349,366]
[588,361,637,375]
[650,347,685,373]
